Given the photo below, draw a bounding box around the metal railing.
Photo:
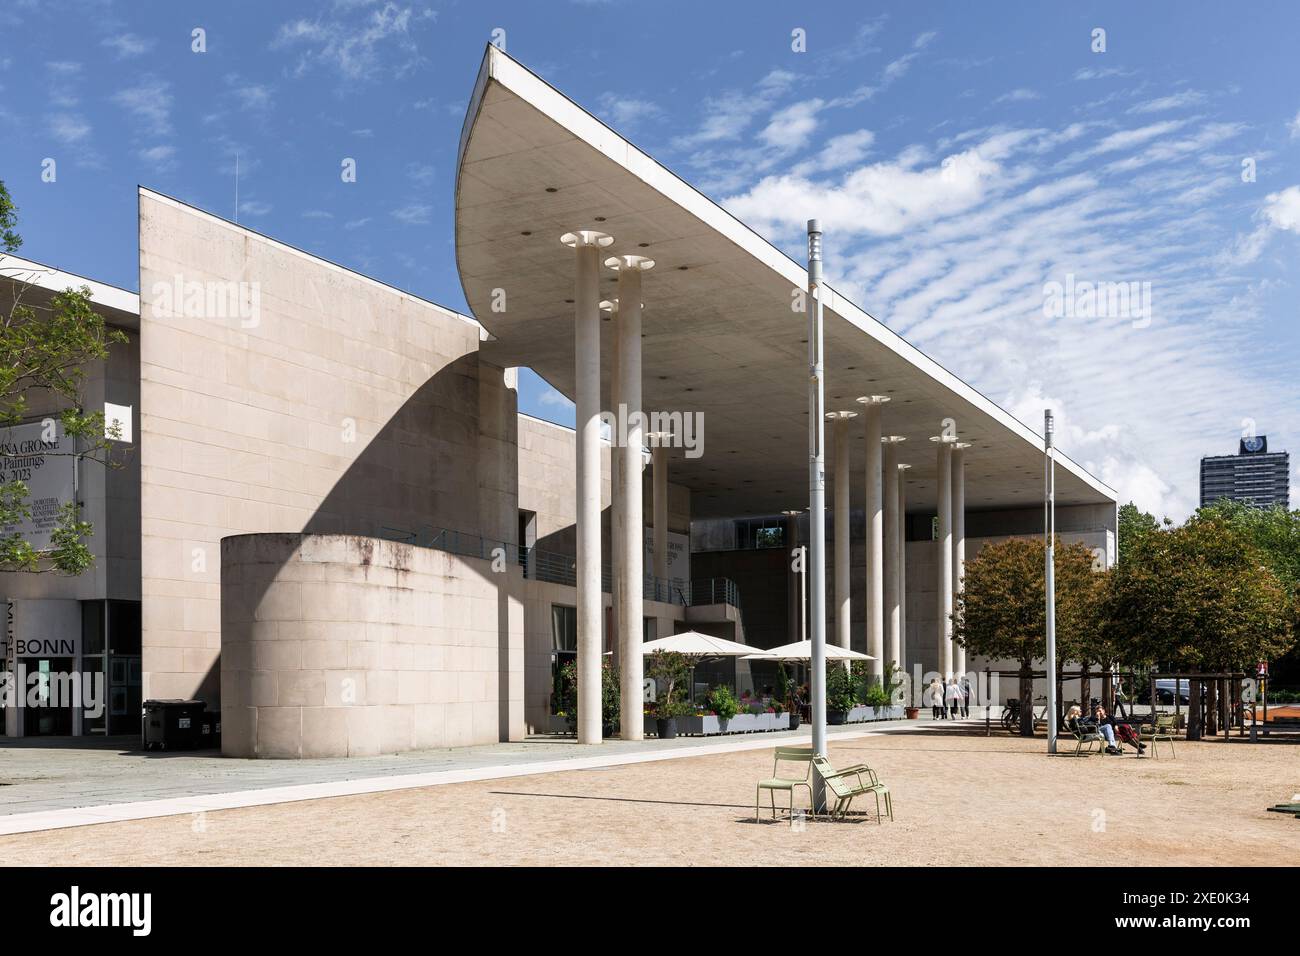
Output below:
[376,525,741,613]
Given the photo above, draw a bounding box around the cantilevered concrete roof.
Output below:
[1,254,140,330]
[455,45,1116,519]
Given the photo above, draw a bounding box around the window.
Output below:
[551,605,577,652]
[734,517,785,550]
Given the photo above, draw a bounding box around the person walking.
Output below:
[946,677,962,719]
[961,676,972,718]
[929,678,945,719]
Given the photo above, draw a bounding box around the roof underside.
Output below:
[455,47,1115,519]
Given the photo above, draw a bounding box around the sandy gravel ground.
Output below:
[2,727,1295,866]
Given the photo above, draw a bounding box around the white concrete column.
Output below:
[856,395,889,680]
[650,438,669,587]
[932,434,956,678]
[601,298,622,669]
[897,463,911,680]
[882,436,906,673]
[952,442,970,678]
[826,410,857,650]
[561,229,613,744]
[607,253,655,741]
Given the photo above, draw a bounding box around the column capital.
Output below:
[882,435,907,444]
[560,229,614,248]
[604,254,656,271]
[952,441,972,450]
[929,434,959,444]
[825,410,859,421]
[855,394,891,407]
[897,462,913,471]
[645,430,673,447]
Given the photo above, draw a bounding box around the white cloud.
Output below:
[139,144,176,170]
[238,200,271,217]
[112,76,172,136]
[725,139,1001,238]
[390,203,431,225]
[1288,109,1300,138]
[1261,185,1300,232]
[48,113,91,143]
[995,88,1040,104]
[598,93,662,129]
[760,98,825,151]
[102,34,155,59]
[272,4,433,82]
[1127,90,1206,114]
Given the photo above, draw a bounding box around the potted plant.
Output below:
[647,650,692,739]
[707,686,739,733]
[826,666,856,725]
[864,683,892,717]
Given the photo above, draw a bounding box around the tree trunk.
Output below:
[1081,664,1091,713]
[1101,668,1114,713]
[1019,663,1034,737]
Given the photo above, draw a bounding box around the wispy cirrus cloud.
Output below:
[272,3,435,83]
[708,80,1298,518]
[102,33,156,59]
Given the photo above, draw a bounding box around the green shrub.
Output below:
[707,686,739,721]
[826,666,857,713]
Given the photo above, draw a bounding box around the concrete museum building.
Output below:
[0,46,1117,755]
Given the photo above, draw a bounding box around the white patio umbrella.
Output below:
[642,631,767,704]
[642,631,769,658]
[745,639,873,662]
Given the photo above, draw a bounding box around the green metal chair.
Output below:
[1059,722,1103,756]
[755,747,815,825]
[812,755,893,823]
[1138,713,1178,758]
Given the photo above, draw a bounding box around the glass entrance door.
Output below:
[27,657,75,736]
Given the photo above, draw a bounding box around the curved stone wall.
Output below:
[220,533,522,758]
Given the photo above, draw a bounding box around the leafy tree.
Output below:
[1117,502,1161,564]
[1102,514,1296,673]
[0,180,128,574]
[954,537,1102,735]
[647,650,692,717]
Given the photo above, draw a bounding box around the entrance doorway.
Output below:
[26,657,75,736]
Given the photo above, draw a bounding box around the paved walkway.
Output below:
[0,716,985,835]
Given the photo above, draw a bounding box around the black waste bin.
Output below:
[198,710,222,749]
[142,699,206,751]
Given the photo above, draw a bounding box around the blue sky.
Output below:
[1,0,1297,519]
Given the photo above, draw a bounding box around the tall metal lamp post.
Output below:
[806,220,828,811]
[1044,409,1058,754]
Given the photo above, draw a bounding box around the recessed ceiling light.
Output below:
[638,242,650,248]
[565,299,574,304]
[594,216,606,222]
[520,230,532,236]
[678,266,688,271]
[545,187,558,193]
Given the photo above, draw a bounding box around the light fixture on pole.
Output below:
[1044,409,1058,754]
[806,219,828,813]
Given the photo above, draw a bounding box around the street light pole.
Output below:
[807,220,828,812]
[1044,409,1058,755]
